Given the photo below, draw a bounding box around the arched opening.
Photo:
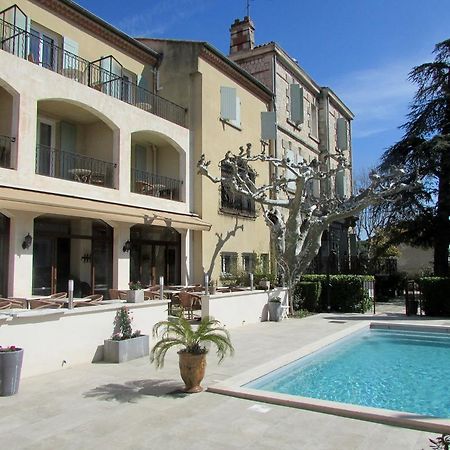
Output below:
[0,84,16,169]
[36,99,117,188]
[32,215,113,298]
[0,213,10,297]
[130,130,183,201]
[130,224,181,286]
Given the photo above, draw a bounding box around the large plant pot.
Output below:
[268,302,282,321]
[127,290,144,303]
[0,348,24,396]
[104,335,149,363]
[178,351,207,393]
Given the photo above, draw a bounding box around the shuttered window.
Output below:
[337,117,348,150]
[290,84,304,124]
[220,86,237,121]
[261,111,277,140]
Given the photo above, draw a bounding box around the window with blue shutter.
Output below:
[337,118,348,150]
[261,111,277,140]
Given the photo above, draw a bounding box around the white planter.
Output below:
[103,335,149,363]
[127,290,144,303]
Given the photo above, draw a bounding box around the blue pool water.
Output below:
[246,327,450,417]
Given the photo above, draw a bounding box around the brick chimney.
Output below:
[229,16,255,55]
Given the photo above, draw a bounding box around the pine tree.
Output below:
[380,39,450,275]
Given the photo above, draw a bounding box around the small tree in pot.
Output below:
[151,316,234,393]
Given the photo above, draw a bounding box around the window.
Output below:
[242,253,255,273]
[221,252,237,275]
[220,86,241,128]
[335,170,347,199]
[311,104,318,138]
[30,25,58,70]
[122,69,137,104]
[220,161,255,215]
[337,117,348,150]
[289,84,304,124]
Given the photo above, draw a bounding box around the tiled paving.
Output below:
[0,302,446,449]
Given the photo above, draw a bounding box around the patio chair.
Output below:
[0,298,12,309]
[50,292,67,299]
[109,289,127,300]
[29,298,64,309]
[8,298,26,309]
[176,291,201,320]
[144,290,160,300]
[74,294,103,307]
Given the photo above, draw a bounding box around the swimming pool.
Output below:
[246,326,450,418]
[209,323,450,432]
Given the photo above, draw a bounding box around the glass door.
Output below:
[32,236,55,296]
[0,214,9,297]
[36,118,55,176]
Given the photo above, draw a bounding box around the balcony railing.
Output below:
[131,168,182,201]
[0,134,14,168]
[36,145,116,188]
[0,18,187,127]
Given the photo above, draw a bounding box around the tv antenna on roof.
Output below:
[246,0,254,17]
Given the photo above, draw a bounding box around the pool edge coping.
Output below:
[208,321,450,434]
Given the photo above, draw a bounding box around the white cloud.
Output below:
[331,59,423,139]
[118,0,213,37]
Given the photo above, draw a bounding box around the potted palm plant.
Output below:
[151,316,234,393]
[127,281,144,303]
[0,345,24,396]
[104,307,149,363]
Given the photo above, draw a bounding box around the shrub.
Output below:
[298,275,374,313]
[293,281,321,312]
[417,277,450,317]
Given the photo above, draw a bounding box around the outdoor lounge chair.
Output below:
[74,294,103,307]
[109,289,126,300]
[29,299,64,309]
[0,299,12,309]
[49,292,67,299]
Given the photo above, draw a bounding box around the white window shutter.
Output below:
[62,36,79,69]
[231,96,241,127]
[261,111,277,140]
[337,118,348,150]
[220,86,237,120]
[290,84,304,124]
[336,170,345,198]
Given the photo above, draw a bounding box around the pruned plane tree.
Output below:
[198,143,419,314]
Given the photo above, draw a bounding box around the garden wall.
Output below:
[201,288,289,328]
[0,301,169,378]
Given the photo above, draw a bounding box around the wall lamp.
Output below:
[22,233,33,250]
[123,240,131,253]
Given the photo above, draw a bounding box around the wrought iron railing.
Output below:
[131,168,182,201]
[0,134,14,168]
[0,18,187,127]
[35,145,117,188]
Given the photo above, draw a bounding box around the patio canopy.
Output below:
[0,187,211,231]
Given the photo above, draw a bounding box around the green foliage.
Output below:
[299,275,374,313]
[417,277,450,316]
[290,309,314,319]
[293,282,321,312]
[374,272,407,300]
[151,316,234,368]
[112,307,141,340]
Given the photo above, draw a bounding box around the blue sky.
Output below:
[77,0,450,175]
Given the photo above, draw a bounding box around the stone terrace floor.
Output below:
[1,301,448,450]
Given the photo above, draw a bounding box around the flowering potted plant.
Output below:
[103,307,149,363]
[127,281,145,303]
[0,345,24,396]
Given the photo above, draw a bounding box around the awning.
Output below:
[0,187,211,231]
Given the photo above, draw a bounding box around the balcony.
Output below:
[0,18,186,127]
[0,135,14,169]
[131,168,182,201]
[36,145,116,188]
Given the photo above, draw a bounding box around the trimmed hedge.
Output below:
[293,281,321,312]
[298,275,374,313]
[417,277,450,317]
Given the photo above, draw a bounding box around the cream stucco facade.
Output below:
[0,0,209,298]
[138,39,273,284]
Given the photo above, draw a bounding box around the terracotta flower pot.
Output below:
[178,351,207,393]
